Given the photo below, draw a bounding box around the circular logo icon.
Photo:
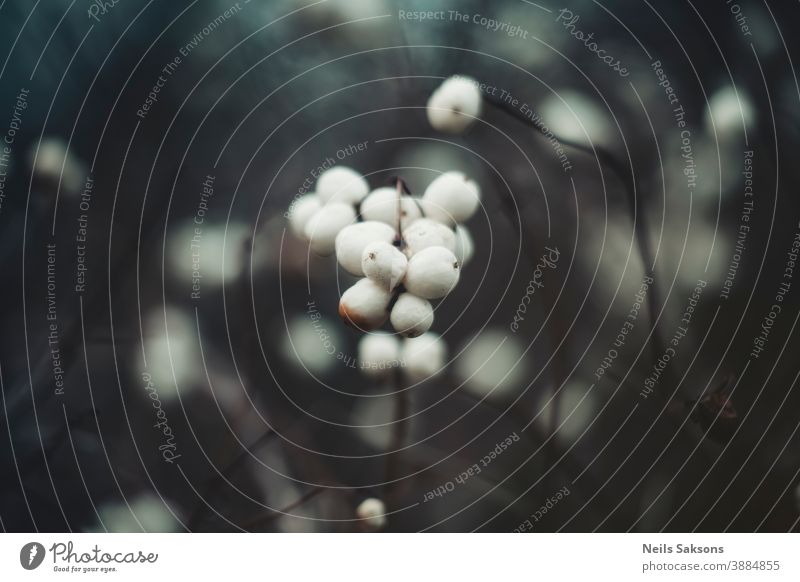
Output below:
[20,542,45,570]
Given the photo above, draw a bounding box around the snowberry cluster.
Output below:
[288,165,479,338]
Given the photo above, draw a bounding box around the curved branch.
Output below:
[484,93,665,374]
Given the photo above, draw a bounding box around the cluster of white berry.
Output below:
[288,164,479,339]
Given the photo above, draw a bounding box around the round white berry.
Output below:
[705,86,755,137]
[29,137,86,194]
[281,314,342,375]
[390,292,434,338]
[288,194,322,239]
[335,221,396,276]
[402,332,447,382]
[338,278,390,331]
[360,187,422,230]
[403,218,456,256]
[356,497,387,531]
[403,246,460,299]
[456,330,528,401]
[304,202,356,256]
[422,171,481,225]
[361,241,408,291]
[426,75,482,134]
[358,332,401,378]
[316,166,369,205]
[453,225,474,265]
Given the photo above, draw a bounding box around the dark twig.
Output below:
[483,93,664,371]
[187,428,277,530]
[442,377,621,518]
[384,366,410,504]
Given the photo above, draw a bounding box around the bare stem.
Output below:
[483,93,665,375]
[187,428,276,530]
[383,366,410,504]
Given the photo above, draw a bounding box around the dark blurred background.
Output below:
[1,0,799,532]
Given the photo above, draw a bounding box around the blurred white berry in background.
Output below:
[338,277,392,331]
[352,394,396,450]
[361,241,408,291]
[390,292,434,338]
[280,314,342,376]
[456,330,528,401]
[95,493,181,533]
[304,201,357,256]
[539,90,613,147]
[426,75,483,134]
[705,85,755,139]
[402,332,447,383]
[316,166,370,205]
[28,136,86,195]
[533,380,599,445]
[360,186,423,229]
[357,332,401,378]
[356,497,387,531]
[168,221,249,287]
[422,171,481,225]
[140,307,201,401]
[288,0,390,31]
[403,245,460,300]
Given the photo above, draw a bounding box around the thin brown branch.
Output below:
[187,428,276,530]
[383,367,410,504]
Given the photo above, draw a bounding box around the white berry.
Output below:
[422,171,481,225]
[404,246,460,299]
[361,241,408,291]
[358,332,401,378]
[335,221,396,276]
[338,278,390,331]
[288,194,322,239]
[453,225,474,265]
[356,497,387,531]
[29,137,86,194]
[390,293,434,338]
[705,86,755,137]
[403,218,455,257]
[402,332,447,382]
[426,75,482,134]
[316,166,369,205]
[304,202,357,256]
[360,187,422,230]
